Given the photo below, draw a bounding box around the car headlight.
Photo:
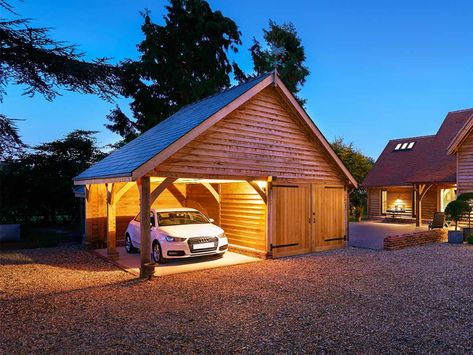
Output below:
[164,235,186,242]
[217,233,226,239]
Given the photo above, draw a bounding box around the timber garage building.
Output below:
[74,71,357,276]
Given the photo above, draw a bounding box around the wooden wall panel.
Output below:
[186,184,220,225]
[271,184,311,257]
[458,131,473,194]
[220,183,266,252]
[155,87,345,184]
[386,187,413,212]
[313,186,346,250]
[421,187,438,221]
[85,184,107,245]
[368,188,381,216]
[366,185,442,221]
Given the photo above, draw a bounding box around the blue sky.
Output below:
[2,0,472,159]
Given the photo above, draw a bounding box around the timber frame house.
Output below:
[363,108,473,226]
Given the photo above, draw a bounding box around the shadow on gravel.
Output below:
[0,246,118,272]
[2,278,143,304]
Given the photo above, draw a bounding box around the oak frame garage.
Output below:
[74,71,357,277]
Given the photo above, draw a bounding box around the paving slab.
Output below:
[93,246,261,276]
[349,221,427,249]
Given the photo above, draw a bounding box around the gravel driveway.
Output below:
[1,244,473,354]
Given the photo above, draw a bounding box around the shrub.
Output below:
[467,233,473,245]
[458,193,473,227]
[445,200,472,231]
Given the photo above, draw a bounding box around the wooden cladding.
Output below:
[85,184,107,246]
[271,184,347,258]
[86,182,220,245]
[457,130,473,194]
[386,187,414,212]
[271,184,311,257]
[220,183,266,252]
[313,186,346,248]
[367,186,445,221]
[154,87,344,184]
[85,180,348,257]
[367,188,381,216]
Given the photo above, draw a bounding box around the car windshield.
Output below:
[157,211,210,226]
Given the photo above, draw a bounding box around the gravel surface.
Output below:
[1,244,473,354]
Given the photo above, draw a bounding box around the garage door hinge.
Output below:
[270,243,299,250]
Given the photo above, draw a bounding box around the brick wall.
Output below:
[384,229,447,250]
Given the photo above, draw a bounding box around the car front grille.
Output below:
[187,236,218,253]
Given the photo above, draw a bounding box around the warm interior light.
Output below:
[150,177,247,184]
[255,181,267,192]
[394,198,404,210]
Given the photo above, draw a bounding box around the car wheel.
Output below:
[152,241,166,264]
[125,234,136,253]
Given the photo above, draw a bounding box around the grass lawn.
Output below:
[1,244,473,354]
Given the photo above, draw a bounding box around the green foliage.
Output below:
[331,137,375,183]
[458,192,473,227]
[0,17,120,102]
[236,20,309,105]
[0,114,25,159]
[107,0,242,140]
[331,137,374,216]
[467,234,473,245]
[457,193,473,204]
[0,1,121,158]
[0,130,105,226]
[445,200,472,231]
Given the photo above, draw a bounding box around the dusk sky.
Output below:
[2,0,472,159]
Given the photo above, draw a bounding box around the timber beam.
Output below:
[415,183,433,227]
[248,180,268,204]
[150,177,177,205]
[201,182,220,203]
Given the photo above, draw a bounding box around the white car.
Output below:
[125,208,228,263]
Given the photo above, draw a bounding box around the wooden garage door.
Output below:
[271,184,311,257]
[313,186,346,251]
[271,184,346,257]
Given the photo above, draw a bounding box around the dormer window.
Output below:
[394,141,416,151]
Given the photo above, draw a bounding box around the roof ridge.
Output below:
[174,71,272,112]
[448,107,473,114]
[389,134,436,142]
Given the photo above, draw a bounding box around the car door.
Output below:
[131,214,141,247]
[132,211,156,248]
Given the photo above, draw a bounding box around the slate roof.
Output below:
[73,185,85,198]
[363,108,473,187]
[75,72,272,182]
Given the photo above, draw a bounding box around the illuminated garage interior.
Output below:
[85,178,268,258]
[75,71,357,278]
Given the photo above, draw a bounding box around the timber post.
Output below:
[138,176,154,279]
[106,183,119,261]
[415,185,421,227]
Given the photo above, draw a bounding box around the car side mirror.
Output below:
[209,218,215,223]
